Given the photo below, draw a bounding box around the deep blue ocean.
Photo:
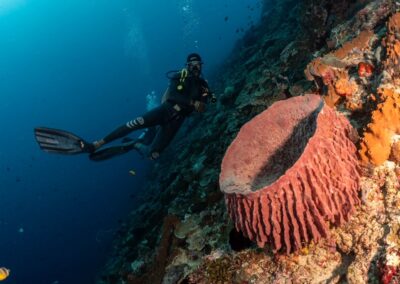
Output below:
[0,1,261,283]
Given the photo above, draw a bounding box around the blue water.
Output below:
[0,1,261,283]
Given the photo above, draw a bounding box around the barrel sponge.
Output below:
[219,94,360,254]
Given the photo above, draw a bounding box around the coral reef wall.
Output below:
[97,1,400,284]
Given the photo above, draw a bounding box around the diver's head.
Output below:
[186,53,203,77]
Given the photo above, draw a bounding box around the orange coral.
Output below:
[305,30,374,81]
[332,30,374,59]
[304,30,374,107]
[359,88,400,165]
[335,77,358,97]
[390,140,400,163]
[384,13,400,67]
[324,71,356,106]
[359,13,400,165]
[383,12,400,84]
[304,57,335,82]
[345,100,363,112]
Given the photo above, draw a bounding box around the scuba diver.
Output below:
[34,53,216,161]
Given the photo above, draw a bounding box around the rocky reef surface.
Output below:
[97,1,400,283]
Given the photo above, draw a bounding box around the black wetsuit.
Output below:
[101,70,210,157]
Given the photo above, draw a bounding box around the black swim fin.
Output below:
[121,137,134,143]
[34,127,94,155]
[89,140,145,161]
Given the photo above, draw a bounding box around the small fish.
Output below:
[224,16,229,21]
[128,170,136,176]
[0,267,10,281]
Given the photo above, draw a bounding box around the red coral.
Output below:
[358,62,374,77]
[378,249,400,284]
[220,94,360,254]
[380,265,399,284]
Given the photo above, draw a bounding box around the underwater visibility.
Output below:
[2,0,400,283]
[1,0,260,283]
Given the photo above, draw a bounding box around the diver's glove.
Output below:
[192,100,206,112]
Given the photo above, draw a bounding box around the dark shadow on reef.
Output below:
[252,105,321,190]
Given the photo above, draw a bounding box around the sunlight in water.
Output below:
[0,0,25,15]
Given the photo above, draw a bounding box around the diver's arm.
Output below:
[199,79,216,103]
[200,80,211,103]
[194,80,215,111]
[190,81,208,112]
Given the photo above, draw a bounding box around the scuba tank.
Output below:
[163,69,188,103]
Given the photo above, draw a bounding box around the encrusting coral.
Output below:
[391,138,400,163]
[383,12,400,82]
[359,12,400,166]
[220,94,360,253]
[305,29,377,108]
[359,88,400,165]
[334,75,358,97]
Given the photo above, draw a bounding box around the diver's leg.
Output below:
[148,117,185,160]
[137,126,158,146]
[96,104,168,147]
[89,142,138,161]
